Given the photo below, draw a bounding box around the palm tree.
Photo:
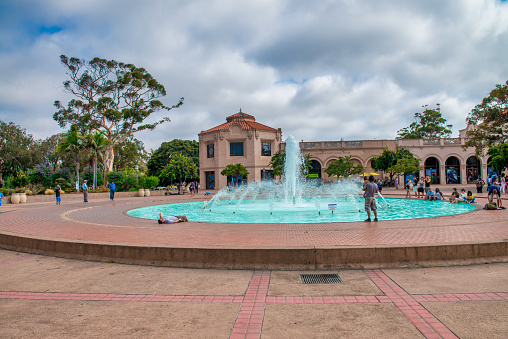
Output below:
[84,131,110,190]
[57,127,84,190]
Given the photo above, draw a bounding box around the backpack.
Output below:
[485,203,497,210]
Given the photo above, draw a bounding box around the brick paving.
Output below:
[1,251,507,338]
[0,191,506,247]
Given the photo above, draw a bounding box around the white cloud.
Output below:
[0,0,507,151]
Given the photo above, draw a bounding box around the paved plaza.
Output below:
[0,187,507,338]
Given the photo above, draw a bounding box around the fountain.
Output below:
[128,136,476,223]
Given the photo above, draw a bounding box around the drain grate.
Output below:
[301,274,343,284]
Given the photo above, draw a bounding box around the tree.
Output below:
[387,157,422,177]
[397,105,452,139]
[113,136,148,172]
[159,153,198,191]
[371,148,416,183]
[325,156,363,178]
[53,55,184,179]
[147,139,198,177]
[35,134,64,171]
[464,80,508,156]
[487,142,508,173]
[0,120,37,187]
[220,164,249,187]
[268,150,312,177]
[84,130,110,189]
[57,127,85,187]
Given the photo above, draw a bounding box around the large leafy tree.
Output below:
[487,142,508,173]
[159,153,198,190]
[397,105,452,139]
[371,148,416,183]
[0,120,37,187]
[57,127,85,186]
[221,163,249,187]
[113,136,148,172]
[147,139,198,177]
[53,55,183,179]
[464,80,508,155]
[268,150,312,177]
[325,156,363,178]
[387,157,422,177]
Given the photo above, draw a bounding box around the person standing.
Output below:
[109,181,115,200]
[363,175,379,222]
[55,185,62,205]
[82,180,88,203]
[395,177,399,190]
[0,191,4,213]
[476,178,484,193]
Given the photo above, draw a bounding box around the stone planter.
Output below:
[10,193,20,204]
[144,189,150,197]
[138,189,145,197]
[19,193,27,203]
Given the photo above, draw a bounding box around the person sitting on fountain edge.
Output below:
[158,212,188,224]
[363,175,379,222]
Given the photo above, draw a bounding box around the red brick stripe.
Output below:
[366,269,458,339]
[229,271,270,339]
[0,254,34,266]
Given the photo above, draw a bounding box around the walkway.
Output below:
[0,187,507,269]
[0,250,506,338]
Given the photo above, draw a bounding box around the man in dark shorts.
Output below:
[363,175,379,222]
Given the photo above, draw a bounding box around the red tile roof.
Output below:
[200,111,279,134]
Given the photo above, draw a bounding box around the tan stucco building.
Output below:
[198,111,282,189]
[199,111,490,190]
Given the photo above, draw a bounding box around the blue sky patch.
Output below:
[38,26,62,34]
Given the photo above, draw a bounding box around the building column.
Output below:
[461,164,467,185]
[440,165,446,185]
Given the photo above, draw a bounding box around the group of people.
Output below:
[405,176,433,199]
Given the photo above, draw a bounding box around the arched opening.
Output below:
[466,156,481,183]
[424,157,440,184]
[308,160,322,179]
[445,156,461,184]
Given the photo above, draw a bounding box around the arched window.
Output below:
[466,156,481,183]
[308,160,322,179]
[445,156,461,184]
[424,157,440,184]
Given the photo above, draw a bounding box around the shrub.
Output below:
[90,185,109,193]
[53,167,71,181]
[28,165,54,187]
[0,188,13,196]
[144,176,160,189]
[45,189,55,195]
[12,172,29,188]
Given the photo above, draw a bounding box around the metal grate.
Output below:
[301,274,343,284]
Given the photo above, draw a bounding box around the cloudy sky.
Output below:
[1,0,508,151]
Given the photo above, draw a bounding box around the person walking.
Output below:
[363,175,379,222]
[55,185,62,205]
[0,191,4,213]
[82,180,88,203]
[109,181,115,200]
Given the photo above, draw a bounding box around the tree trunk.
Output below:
[93,156,97,190]
[103,146,115,186]
[75,153,80,193]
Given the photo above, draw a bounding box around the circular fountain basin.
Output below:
[128,198,476,224]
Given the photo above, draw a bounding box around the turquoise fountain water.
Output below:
[128,136,476,223]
